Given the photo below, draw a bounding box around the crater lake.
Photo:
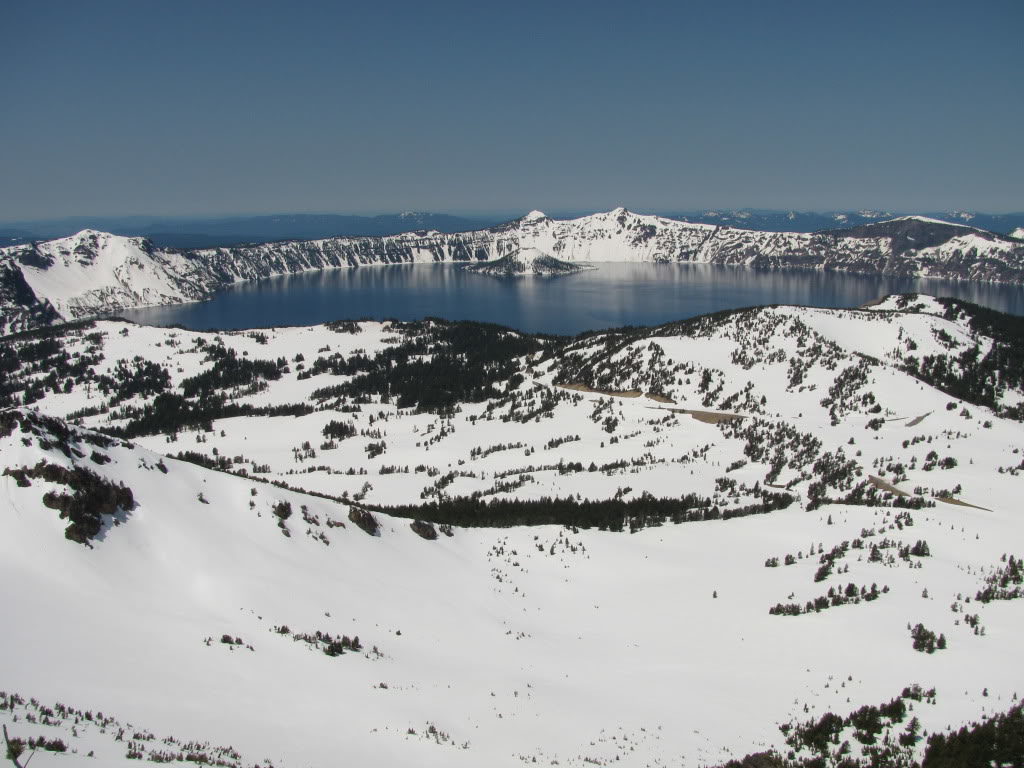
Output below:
[120,263,1024,335]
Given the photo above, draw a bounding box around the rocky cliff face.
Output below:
[3,211,1023,333]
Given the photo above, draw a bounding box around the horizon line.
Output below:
[5,206,1024,227]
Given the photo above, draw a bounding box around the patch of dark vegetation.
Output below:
[95,358,171,404]
[322,419,356,440]
[723,694,1022,767]
[897,297,1024,420]
[777,688,925,765]
[372,490,792,531]
[0,686,263,767]
[410,519,438,540]
[349,507,380,536]
[181,343,282,398]
[0,409,18,439]
[910,623,947,653]
[769,582,886,616]
[325,320,362,334]
[308,319,548,413]
[271,500,293,536]
[173,449,233,472]
[832,218,979,255]
[3,733,68,760]
[715,754,787,768]
[1,408,118,457]
[975,553,1023,603]
[215,634,252,650]
[0,322,104,408]
[272,625,374,659]
[4,460,133,544]
[720,418,823,486]
[109,392,314,437]
[921,701,1023,768]
[805,450,863,510]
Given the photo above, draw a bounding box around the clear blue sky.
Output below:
[2,0,1022,221]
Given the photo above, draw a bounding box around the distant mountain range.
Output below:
[0,212,497,249]
[2,209,1024,334]
[663,209,1024,235]
[2,209,1024,249]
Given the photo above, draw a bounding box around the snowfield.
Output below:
[1,295,1023,767]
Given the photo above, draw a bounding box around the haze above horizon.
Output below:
[2,0,1022,220]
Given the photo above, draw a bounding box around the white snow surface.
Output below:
[884,215,975,229]
[11,230,211,319]
[2,300,1024,766]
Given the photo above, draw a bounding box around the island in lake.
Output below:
[462,247,597,277]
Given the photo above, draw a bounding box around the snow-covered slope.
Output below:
[0,230,216,334]
[4,212,1024,334]
[2,297,1023,766]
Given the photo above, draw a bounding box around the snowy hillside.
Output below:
[3,211,1024,333]
[2,296,1023,766]
[0,230,217,334]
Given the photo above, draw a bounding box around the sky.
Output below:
[1,0,1022,221]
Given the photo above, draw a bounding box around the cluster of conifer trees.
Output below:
[373,489,792,530]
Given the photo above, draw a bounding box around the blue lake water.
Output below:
[121,263,1024,336]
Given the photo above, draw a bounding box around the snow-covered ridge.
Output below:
[2,209,1024,334]
[886,215,975,228]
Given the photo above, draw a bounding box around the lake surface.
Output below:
[121,263,1024,336]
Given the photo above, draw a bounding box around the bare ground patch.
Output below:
[668,408,744,424]
[868,475,910,497]
[857,297,888,309]
[935,495,991,511]
[645,393,676,404]
[557,383,643,398]
[869,474,990,511]
[906,412,932,427]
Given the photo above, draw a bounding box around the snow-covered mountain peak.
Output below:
[41,228,155,257]
[1011,226,1024,241]
[71,228,105,240]
[522,210,548,222]
[583,207,637,226]
[885,215,974,229]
